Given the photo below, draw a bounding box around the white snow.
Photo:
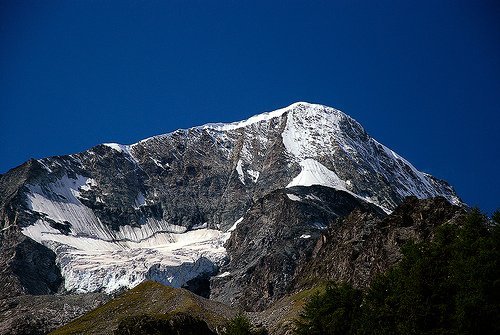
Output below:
[305,194,321,201]
[236,159,245,184]
[191,222,208,230]
[286,194,302,201]
[281,103,344,159]
[150,157,166,169]
[23,219,227,293]
[26,175,113,240]
[103,143,138,164]
[201,102,310,132]
[247,169,260,183]
[227,217,243,233]
[103,143,128,153]
[311,222,327,230]
[115,219,187,242]
[216,271,231,278]
[372,139,462,207]
[80,178,97,191]
[286,159,391,213]
[300,234,311,239]
[287,159,347,190]
[37,159,53,173]
[222,217,243,243]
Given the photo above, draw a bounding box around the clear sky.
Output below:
[1,1,498,214]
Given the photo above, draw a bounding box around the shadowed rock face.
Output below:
[291,196,466,291]
[210,185,387,311]
[0,102,462,298]
[211,196,465,313]
[0,237,62,300]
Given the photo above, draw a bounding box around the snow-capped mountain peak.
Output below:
[0,102,462,295]
[200,101,320,132]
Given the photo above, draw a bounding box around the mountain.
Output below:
[0,102,462,303]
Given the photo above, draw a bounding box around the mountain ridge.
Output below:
[0,102,463,298]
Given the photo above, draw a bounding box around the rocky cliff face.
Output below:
[0,160,63,299]
[0,102,462,298]
[291,196,466,291]
[0,292,109,335]
[210,193,465,311]
[210,186,386,311]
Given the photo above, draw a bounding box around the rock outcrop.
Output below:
[292,196,466,291]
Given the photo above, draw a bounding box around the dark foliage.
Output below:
[114,312,216,335]
[224,313,268,335]
[295,209,500,334]
[295,283,362,335]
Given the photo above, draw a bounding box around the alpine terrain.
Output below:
[0,102,464,334]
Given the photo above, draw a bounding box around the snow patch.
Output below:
[281,104,344,159]
[305,194,321,201]
[236,159,245,184]
[26,175,113,240]
[150,157,167,169]
[286,194,301,201]
[103,143,138,164]
[37,159,53,173]
[216,271,231,278]
[247,169,260,183]
[80,178,97,191]
[287,159,347,190]
[287,159,391,213]
[222,217,243,243]
[300,234,311,239]
[311,222,327,230]
[103,143,128,153]
[191,222,208,230]
[227,217,243,233]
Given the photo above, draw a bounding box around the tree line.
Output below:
[295,209,500,334]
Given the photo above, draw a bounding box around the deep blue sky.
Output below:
[1,1,499,214]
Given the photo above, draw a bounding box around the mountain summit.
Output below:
[0,102,461,298]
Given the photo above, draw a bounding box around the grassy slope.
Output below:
[50,281,236,335]
[250,283,328,335]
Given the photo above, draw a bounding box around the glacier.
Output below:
[22,174,230,293]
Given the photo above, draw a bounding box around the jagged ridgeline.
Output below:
[0,102,461,305]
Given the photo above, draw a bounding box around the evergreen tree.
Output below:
[295,283,362,335]
[295,209,500,334]
[361,208,500,334]
[225,313,267,335]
